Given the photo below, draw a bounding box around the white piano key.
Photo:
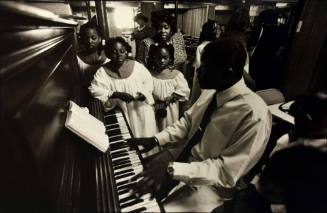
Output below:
[114,164,143,174]
[143,204,162,212]
[110,147,129,154]
[112,155,136,162]
[121,199,158,212]
[109,139,127,145]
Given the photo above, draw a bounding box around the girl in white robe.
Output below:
[148,43,190,131]
[89,37,158,138]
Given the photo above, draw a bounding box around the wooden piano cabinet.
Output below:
[0,2,89,212]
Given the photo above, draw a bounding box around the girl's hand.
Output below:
[165,93,182,104]
[135,92,146,101]
[111,92,135,103]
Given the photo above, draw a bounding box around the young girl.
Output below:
[77,20,109,87]
[148,43,190,131]
[89,37,158,138]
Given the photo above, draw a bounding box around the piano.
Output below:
[0,2,163,212]
[102,109,163,212]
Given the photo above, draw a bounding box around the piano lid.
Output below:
[0,1,77,26]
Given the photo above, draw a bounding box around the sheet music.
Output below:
[65,101,109,152]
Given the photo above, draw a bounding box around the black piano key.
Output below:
[104,110,116,116]
[106,123,120,130]
[117,182,136,191]
[113,162,132,170]
[112,153,129,160]
[111,144,129,151]
[111,148,128,154]
[111,150,128,158]
[104,116,117,124]
[120,198,143,209]
[109,135,123,141]
[115,172,135,180]
[117,189,130,196]
[127,206,147,213]
[112,157,129,164]
[110,142,126,150]
[119,195,136,204]
[107,128,122,136]
[115,169,134,176]
[112,159,131,167]
[116,179,130,187]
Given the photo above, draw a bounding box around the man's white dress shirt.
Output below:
[155,79,272,212]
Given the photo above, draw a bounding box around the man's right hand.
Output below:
[127,137,159,153]
[111,92,135,103]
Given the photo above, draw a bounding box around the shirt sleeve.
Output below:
[172,33,187,66]
[171,111,272,188]
[88,69,118,110]
[193,45,202,70]
[174,72,190,102]
[155,108,193,145]
[136,39,149,66]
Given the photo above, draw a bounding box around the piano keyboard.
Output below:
[103,109,163,213]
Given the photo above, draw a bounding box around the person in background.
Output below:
[188,9,256,110]
[258,146,327,213]
[221,8,256,91]
[272,90,327,154]
[128,37,272,212]
[89,37,158,140]
[188,20,219,107]
[132,13,153,60]
[249,9,286,90]
[136,10,187,70]
[148,42,190,131]
[77,19,109,87]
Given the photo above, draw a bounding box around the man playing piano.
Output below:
[128,37,272,212]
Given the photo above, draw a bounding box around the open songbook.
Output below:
[65,100,109,152]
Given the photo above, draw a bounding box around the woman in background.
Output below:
[188,20,219,106]
[137,10,187,70]
[132,13,153,60]
[249,9,286,90]
[221,8,256,91]
[89,37,158,138]
[148,43,190,131]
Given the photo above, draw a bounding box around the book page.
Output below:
[65,101,109,152]
[68,100,106,133]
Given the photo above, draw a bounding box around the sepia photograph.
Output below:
[0,0,326,212]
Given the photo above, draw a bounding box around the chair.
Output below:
[256,88,285,105]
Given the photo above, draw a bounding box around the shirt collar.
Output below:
[216,78,249,107]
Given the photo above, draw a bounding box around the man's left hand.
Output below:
[130,149,174,199]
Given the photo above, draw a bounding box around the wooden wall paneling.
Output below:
[283,0,327,98]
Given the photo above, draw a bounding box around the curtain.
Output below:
[182,7,208,38]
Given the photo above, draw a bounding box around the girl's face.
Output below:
[213,23,220,38]
[157,21,172,41]
[154,47,170,70]
[135,19,145,27]
[84,28,102,51]
[110,42,127,65]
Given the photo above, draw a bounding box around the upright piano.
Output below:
[0,2,162,212]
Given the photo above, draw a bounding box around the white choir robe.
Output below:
[89,60,158,139]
